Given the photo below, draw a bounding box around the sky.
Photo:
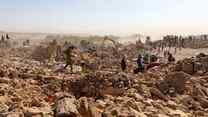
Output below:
[0,0,208,38]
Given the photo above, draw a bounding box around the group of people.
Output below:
[120,50,176,74]
[0,34,10,48]
[155,34,208,54]
[120,53,157,74]
[54,34,178,74]
[156,35,185,53]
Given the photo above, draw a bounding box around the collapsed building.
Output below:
[0,37,208,117]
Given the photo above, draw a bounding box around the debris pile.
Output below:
[1,42,208,117]
[175,53,208,75]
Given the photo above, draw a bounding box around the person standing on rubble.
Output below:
[181,38,185,48]
[137,54,144,72]
[64,45,75,73]
[168,52,175,63]
[121,55,127,72]
[1,35,5,42]
[5,34,11,47]
[174,36,178,54]
[1,35,5,48]
[6,34,10,40]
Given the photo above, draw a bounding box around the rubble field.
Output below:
[1,43,208,117]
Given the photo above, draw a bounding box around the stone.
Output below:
[96,100,106,109]
[56,97,79,117]
[157,72,191,95]
[182,62,194,75]
[100,87,125,97]
[24,107,53,117]
[167,100,177,109]
[157,114,169,117]
[88,105,102,117]
[0,96,11,104]
[166,72,191,93]
[0,77,11,84]
[78,97,91,117]
[168,109,189,117]
[150,88,168,101]
[132,93,143,101]
[7,112,24,117]
[196,97,208,108]
[0,103,9,113]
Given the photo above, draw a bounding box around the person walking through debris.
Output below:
[121,55,127,72]
[136,54,144,73]
[64,45,75,73]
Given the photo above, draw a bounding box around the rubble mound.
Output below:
[69,72,134,98]
[175,53,208,75]
[156,71,191,95]
[2,44,208,116]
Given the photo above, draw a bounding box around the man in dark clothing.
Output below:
[6,34,10,40]
[121,56,126,72]
[137,54,145,73]
[181,38,185,48]
[168,52,175,63]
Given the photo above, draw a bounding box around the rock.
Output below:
[24,107,53,117]
[196,53,207,58]
[125,99,142,112]
[0,77,11,84]
[195,97,208,108]
[100,87,125,96]
[182,62,194,75]
[88,104,102,117]
[132,93,143,101]
[129,108,147,117]
[143,99,153,106]
[168,109,189,117]
[157,114,169,117]
[7,112,24,117]
[102,105,141,117]
[144,106,157,113]
[195,70,204,76]
[175,61,182,71]
[152,101,164,110]
[78,97,91,117]
[167,100,177,109]
[0,83,10,95]
[137,112,147,117]
[55,97,79,117]
[125,88,137,96]
[0,96,11,104]
[53,64,65,73]
[156,81,169,95]
[150,88,168,101]
[157,72,191,95]
[0,103,9,113]
[96,100,107,109]
[166,72,191,94]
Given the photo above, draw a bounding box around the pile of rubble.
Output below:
[1,46,208,117]
[175,53,208,75]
